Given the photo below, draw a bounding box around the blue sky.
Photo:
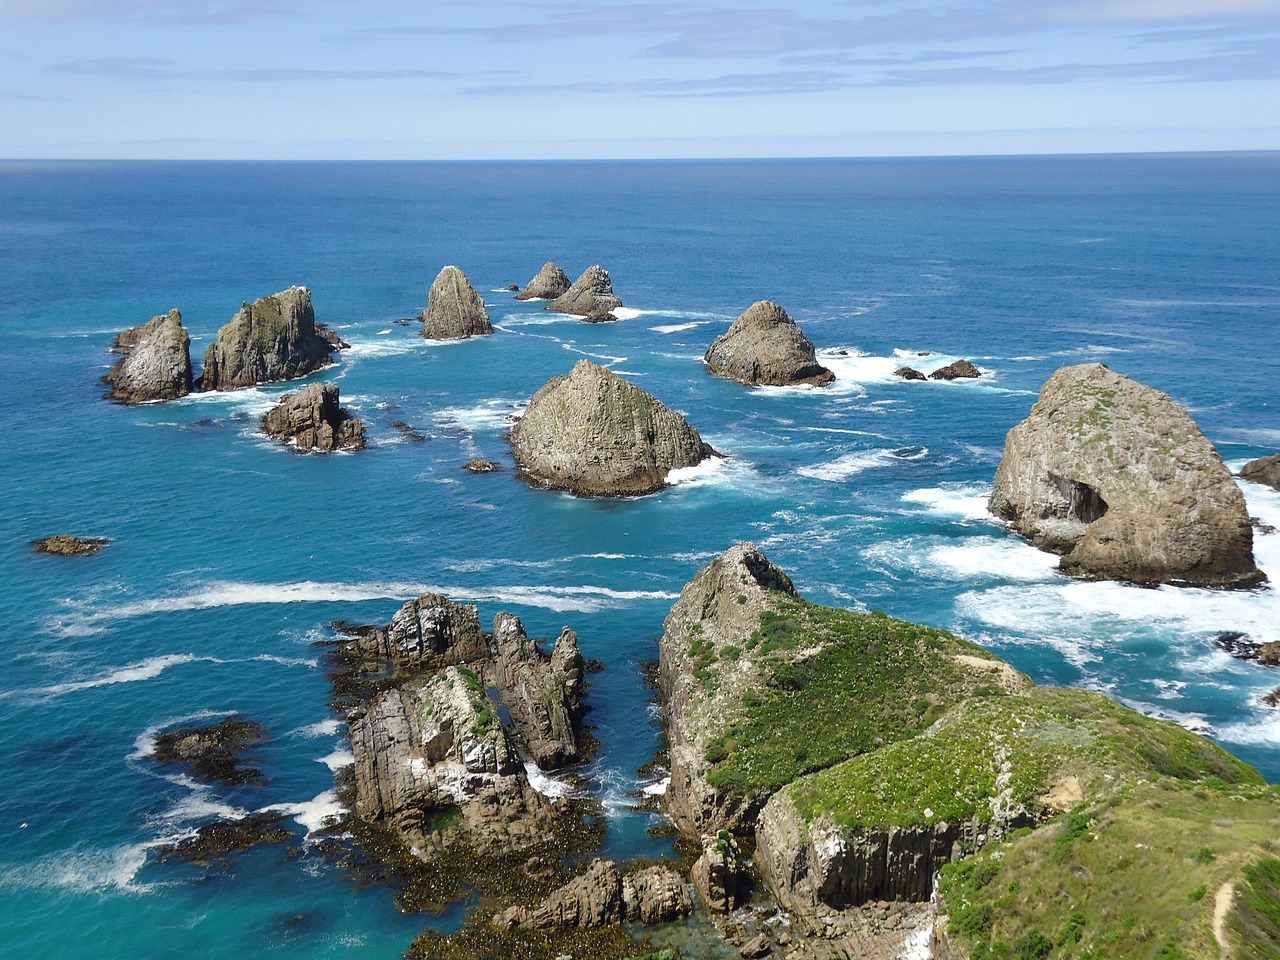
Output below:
[2,0,1278,159]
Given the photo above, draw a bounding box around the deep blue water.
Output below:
[2,155,1278,958]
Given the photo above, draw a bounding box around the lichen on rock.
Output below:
[703,300,834,387]
[420,265,493,340]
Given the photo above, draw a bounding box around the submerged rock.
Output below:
[420,265,493,340]
[989,363,1262,587]
[152,715,269,786]
[201,286,334,391]
[153,812,294,865]
[929,359,981,380]
[515,262,572,301]
[510,359,715,497]
[1240,453,1280,491]
[31,535,110,556]
[894,366,926,381]
[104,309,193,403]
[545,265,623,321]
[261,382,365,453]
[492,858,691,930]
[704,301,834,387]
[463,459,503,473]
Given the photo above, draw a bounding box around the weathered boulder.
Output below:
[989,363,1262,587]
[201,286,334,391]
[516,262,572,301]
[929,359,981,380]
[1241,453,1280,491]
[104,309,193,403]
[894,366,926,381]
[545,265,622,321]
[492,858,691,930]
[511,360,715,497]
[261,382,365,453]
[344,593,491,672]
[349,666,553,854]
[489,614,585,769]
[691,831,750,913]
[31,535,110,556]
[704,301,834,387]
[420,265,493,340]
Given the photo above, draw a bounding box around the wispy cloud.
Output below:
[48,58,471,82]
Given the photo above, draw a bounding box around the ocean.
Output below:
[1,154,1278,958]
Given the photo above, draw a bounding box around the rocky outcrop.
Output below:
[31,535,110,556]
[463,459,503,473]
[315,322,350,351]
[989,363,1262,587]
[929,360,981,380]
[515,262,572,301]
[104,309,193,403]
[658,543,800,835]
[704,301,834,387]
[261,382,365,453]
[1241,453,1280,491]
[349,666,554,855]
[1214,631,1280,667]
[492,858,691,930]
[510,359,716,497]
[545,265,622,321]
[201,286,334,391]
[420,265,493,340]
[894,367,926,381]
[343,593,491,672]
[151,715,268,786]
[691,831,750,913]
[489,614,585,769]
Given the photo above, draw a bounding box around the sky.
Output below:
[1,0,1278,159]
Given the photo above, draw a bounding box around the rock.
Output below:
[545,265,622,320]
[894,366,926,381]
[349,665,553,855]
[261,383,365,453]
[989,363,1262,587]
[1264,687,1280,708]
[510,359,715,497]
[151,715,268,785]
[420,265,493,340]
[739,934,772,959]
[31,535,110,556]
[315,322,351,351]
[1240,453,1280,491]
[1214,632,1280,667]
[152,812,294,865]
[703,301,834,387]
[929,359,981,380]
[516,262,572,301]
[489,615,585,769]
[343,593,491,672]
[492,858,691,930]
[691,830,750,913]
[391,421,427,442]
[504,284,520,292]
[103,309,193,403]
[463,459,503,473]
[201,286,334,391]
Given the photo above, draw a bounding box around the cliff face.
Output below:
[489,614,585,770]
[201,286,334,391]
[545,265,623,320]
[509,359,715,497]
[103,309,193,403]
[515,261,572,301]
[261,382,364,452]
[420,265,493,340]
[989,363,1261,587]
[704,300,834,387]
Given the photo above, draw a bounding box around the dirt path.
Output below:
[1213,882,1234,955]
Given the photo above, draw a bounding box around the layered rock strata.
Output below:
[703,300,834,387]
[490,614,586,769]
[420,265,493,340]
[515,261,572,301]
[989,363,1261,587]
[201,286,334,391]
[261,382,365,452]
[104,309,193,403]
[510,359,715,497]
[545,265,623,321]
[492,858,691,930]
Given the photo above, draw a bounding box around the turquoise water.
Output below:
[2,155,1279,958]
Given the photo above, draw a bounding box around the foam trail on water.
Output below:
[318,746,354,771]
[799,446,927,481]
[261,790,344,835]
[19,654,211,698]
[927,539,1061,582]
[901,484,996,521]
[434,398,525,433]
[294,718,344,738]
[0,844,154,895]
[131,709,229,759]
[524,763,575,799]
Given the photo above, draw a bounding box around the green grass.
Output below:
[1230,857,1280,960]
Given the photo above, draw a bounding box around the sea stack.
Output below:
[261,382,365,453]
[420,265,493,340]
[103,309,193,403]
[703,300,834,387]
[510,359,715,496]
[545,265,623,321]
[201,287,333,391]
[989,363,1262,587]
[515,262,572,301]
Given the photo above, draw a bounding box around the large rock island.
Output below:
[103,309,193,403]
[420,265,493,340]
[704,300,834,387]
[509,359,716,496]
[989,363,1262,587]
[201,286,335,391]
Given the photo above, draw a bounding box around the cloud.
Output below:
[0,0,301,23]
[48,58,469,82]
